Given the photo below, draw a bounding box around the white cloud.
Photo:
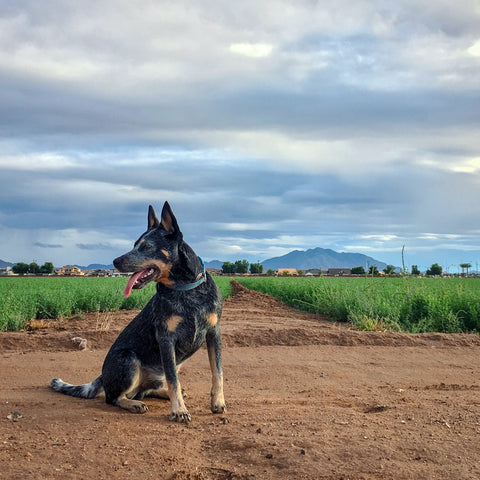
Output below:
[467,38,480,57]
[230,43,273,58]
[0,154,78,170]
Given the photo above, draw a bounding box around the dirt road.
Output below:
[1,282,480,479]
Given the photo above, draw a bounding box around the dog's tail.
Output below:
[51,376,104,399]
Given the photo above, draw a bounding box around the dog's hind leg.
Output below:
[206,327,226,414]
[102,352,148,414]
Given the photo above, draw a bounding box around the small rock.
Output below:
[72,337,87,350]
[7,412,22,422]
[266,454,273,459]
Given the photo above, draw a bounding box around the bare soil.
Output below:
[1,281,480,479]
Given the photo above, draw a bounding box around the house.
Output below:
[277,268,298,276]
[327,268,351,276]
[85,269,110,277]
[56,265,84,276]
[206,268,223,276]
[0,266,13,276]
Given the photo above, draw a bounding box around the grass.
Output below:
[235,276,480,334]
[2,275,479,334]
[0,275,232,331]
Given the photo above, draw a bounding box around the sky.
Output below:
[1,0,480,273]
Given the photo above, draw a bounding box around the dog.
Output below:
[51,202,225,423]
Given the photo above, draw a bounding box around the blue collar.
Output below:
[172,257,206,291]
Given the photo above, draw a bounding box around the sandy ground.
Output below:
[1,281,480,480]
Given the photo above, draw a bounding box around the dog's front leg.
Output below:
[158,340,191,423]
[206,328,226,414]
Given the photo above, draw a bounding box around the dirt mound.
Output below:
[1,282,480,479]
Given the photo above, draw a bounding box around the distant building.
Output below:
[206,268,222,276]
[327,268,351,276]
[56,265,84,276]
[85,269,110,277]
[0,266,13,276]
[277,268,298,276]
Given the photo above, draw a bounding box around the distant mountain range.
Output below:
[1,248,389,272]
[260,248,388,271]
[75,264,114,270]
[205,248,388,271]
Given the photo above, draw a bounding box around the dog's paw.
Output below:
[211,401,226,414]
[170,410,191,423]
[132,402,149,414]
[210,391,226,414]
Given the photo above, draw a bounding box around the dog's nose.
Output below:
[113,257,121,269]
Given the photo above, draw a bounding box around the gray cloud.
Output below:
[34,242,63,249]
[76,243,113,251]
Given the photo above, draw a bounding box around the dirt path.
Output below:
[1,282,480,479]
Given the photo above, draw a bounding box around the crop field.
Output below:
[236,276,480,334]
[0,276,233,331]
[1,275,479,333]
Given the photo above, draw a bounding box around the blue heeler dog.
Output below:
[51,202,225,423]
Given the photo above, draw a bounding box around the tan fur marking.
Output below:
[140,259,174,286]
[208,345,225,413]
[116,397,148,414]
[167,381,190,422]
[115,366,148,413]
[161,249,169,258]
[206,312,218,326]
[166,315,183,332]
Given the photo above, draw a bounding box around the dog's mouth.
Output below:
[123,267,160,298]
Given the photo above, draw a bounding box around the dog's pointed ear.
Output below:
[160,201,181,235]
[148,205,160,229]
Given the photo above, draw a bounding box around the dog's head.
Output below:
[113,202,182,297]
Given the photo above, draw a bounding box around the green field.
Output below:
[1,275,479,334]
[0,276,233,331]
[236,276,480,334]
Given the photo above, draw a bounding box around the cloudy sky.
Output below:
[1,0,480,272]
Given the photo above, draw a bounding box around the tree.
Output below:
[40,262,55,274]
[411,265,420,275]
[28,262,41,274]
[460,263,472,275]
[249,263,263,274]
[266,269,275,275]
[222,260,250,274]
[426,263,442,276]
[234,259,249,274]
[368,265,378,275]
[383,265,396,275]
[351,266,365,275]
[12,262,29,275]
[221,262,235,274]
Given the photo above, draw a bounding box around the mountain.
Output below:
[260,248,388,271]
[0,259,14,268]
[204,260,224,269]
[74,264,114,270]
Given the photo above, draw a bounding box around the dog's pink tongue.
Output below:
[123,269,148,298]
